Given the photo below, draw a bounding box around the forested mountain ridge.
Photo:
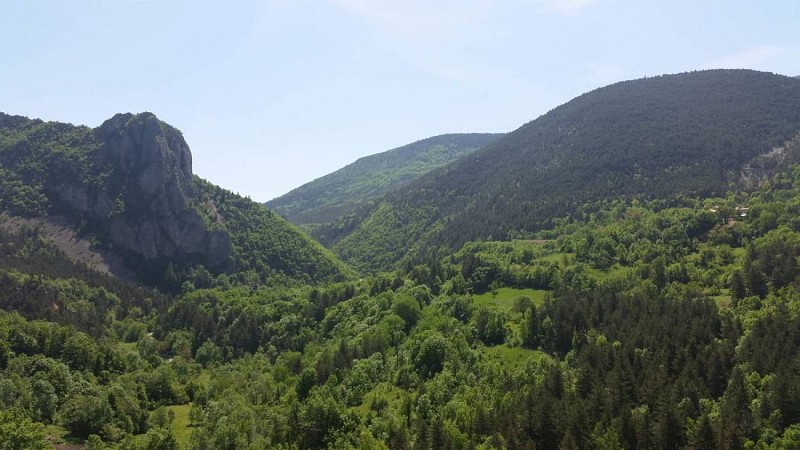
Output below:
[7,74,800,448]
[327,70,800,273]
[0,112,351,287]
[266,133,502,226]
[7,150,800,448]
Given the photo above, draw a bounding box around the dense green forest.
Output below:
[192,178,353,287]
[6,158,800,448]
[323,70,800,273]
[5,71,800,449]
[266,134,502,227]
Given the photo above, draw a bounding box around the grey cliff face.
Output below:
[96,112,195,205]
[60,112,232,269]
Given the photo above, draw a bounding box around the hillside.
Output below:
[6,152,800,448]
[266,133,502,226]
[326,70,800,273]
[0,112,351,287]
[6,74,800,449]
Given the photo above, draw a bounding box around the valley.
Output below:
[2,70,800,449]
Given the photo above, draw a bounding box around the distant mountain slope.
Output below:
[266,133,502,225]
[329,70,800,273]
[0,112,351,286]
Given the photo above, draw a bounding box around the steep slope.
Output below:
[0,112,351,285]
[0,214,137,282]
[266,133,502,225]
[330,70,800,273]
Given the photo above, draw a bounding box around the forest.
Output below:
[4,160,800,448]
[4,70,800,449]
[321,70,800,273]
[267,134,502,227]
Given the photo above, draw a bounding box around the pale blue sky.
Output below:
[2,0,799,201]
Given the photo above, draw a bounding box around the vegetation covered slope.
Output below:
[0,112,351,287]
[327,70,800,273]
[6,156,800,448]
[266,133,502,226]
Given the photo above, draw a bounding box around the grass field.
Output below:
[356,383,408,417]
[483,345,549,368]
[538,252,631,281]
[473,288,548,309]
[117,341,137,355]
[168,404,193,447]
[586,264,630,281]
[711,288,733,308]
[511,239,554,245]
[539,252,572,264]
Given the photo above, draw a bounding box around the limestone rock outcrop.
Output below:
[55,113,232,270]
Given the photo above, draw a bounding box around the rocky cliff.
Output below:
[1,111,232,273]
[94,113,231,269]
[1,111,352,285]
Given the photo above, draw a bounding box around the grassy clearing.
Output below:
[356,383,408,417]
[473,288,548,309]
[539,252,572,264]
[511,239,554,245]
[196,370,211,386]
[712,294,732,308]
[483,345,549,368]
[711,288,733,308]
[586,264,630,281]
[117,341,137,356]
[168,404,193,447]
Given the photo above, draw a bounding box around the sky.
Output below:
[2,1,799,202]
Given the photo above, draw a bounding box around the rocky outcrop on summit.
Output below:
[14,112,233,271]
[96,113,196,204]
[1,111,350,285]
[90,113,231,268]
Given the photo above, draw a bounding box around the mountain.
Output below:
[326,69,800,273]
[0,112,351,286]
[8,76,800,450]
[266,133,502,226]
